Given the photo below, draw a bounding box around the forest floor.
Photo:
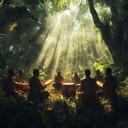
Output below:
[0,82,128,128]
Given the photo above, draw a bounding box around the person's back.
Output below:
[29,76,44,95]
[103,68,118,108]
[103,68,117,95]
[80,69,98,101]
[104,75,117,93]
[29,69,49,102]
[81,78,97,99]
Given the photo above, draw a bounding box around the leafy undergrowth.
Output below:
[0,85,128,128]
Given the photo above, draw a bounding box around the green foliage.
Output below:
[99,97,110,105]
[93,62,109,74]
[45,0,70,14]
[0,88,128,128]
[77,65,85,78]
[0,68,7,80]
[39,69,47,81]
[116,115,128,128]
[0,0,48,74]
[41,111,54,128]
[119,85,128,97]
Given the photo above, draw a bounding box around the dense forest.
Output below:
[0,0,128,79]
[0,0,128,128]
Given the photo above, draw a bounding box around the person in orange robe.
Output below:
[29,69,50,102]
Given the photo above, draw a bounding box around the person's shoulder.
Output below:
[29,76,35,81]
[112,75,117,81]
[81,79,86,82]
[90,78,96,81]
[29,76,33,79]
[105,76,109,80]
[108,75,116,80]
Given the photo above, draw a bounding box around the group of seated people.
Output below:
[2,69,50,102]
[2,67,118,108]
[3,69,25,97]
[53,68,118,108]
[53,69,104,91]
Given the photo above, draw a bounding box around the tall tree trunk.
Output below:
[87,0,126,68]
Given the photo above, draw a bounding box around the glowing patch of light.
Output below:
[9,22,17,31]
[0,0,3,5]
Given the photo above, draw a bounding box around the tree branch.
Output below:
[87,0,115,52]
[87,0,105,30]
[108,0,118,24]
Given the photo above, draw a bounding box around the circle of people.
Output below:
[3,68,118,107]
